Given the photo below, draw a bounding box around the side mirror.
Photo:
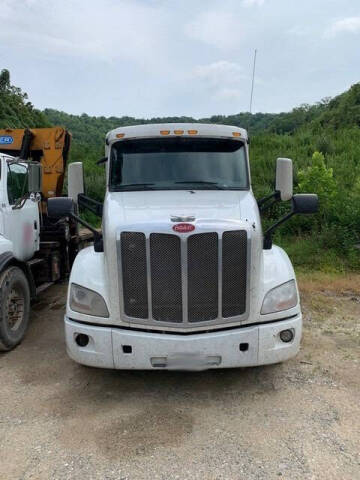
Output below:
[275,158,293,201]
[47,197,75,219]
[263,192,319,249]
[27,163,42,193]
[68,162,84,204]
[292,194,318,214]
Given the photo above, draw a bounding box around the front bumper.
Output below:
[64,314,302,370]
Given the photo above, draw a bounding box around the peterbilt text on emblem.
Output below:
[173,223,195,233]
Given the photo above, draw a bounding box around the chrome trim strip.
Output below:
[145,235,153,321]
[218,234,223,319]
[181,235,188,325]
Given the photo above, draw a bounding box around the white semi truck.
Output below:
[65,123,317,370]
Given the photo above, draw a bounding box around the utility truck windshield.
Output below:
[109,137,248,191]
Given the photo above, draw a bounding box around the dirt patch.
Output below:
[0,275,359,480]
[94,407,193,458]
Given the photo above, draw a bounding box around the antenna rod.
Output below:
[249,49,257,114]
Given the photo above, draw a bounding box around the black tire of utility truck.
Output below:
[0,267,30,352]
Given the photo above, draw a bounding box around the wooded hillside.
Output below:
[1,68,359,270]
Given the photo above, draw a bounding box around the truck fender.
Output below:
[0,251,36,299]
[66,246,110,320]
[0,251,14,272]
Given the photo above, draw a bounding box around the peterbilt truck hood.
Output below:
[105,190,259,225]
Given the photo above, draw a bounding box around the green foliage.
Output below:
[0,69,49,128]
[315,83,360,129]
[2,69,360,270]
[298,151,336,220]
[46,81,360,270]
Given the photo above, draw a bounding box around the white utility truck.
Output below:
[0,129,95,351]
[65,123,317,370]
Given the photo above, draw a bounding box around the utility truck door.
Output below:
[3,161,40,261]
[0,157,6,236]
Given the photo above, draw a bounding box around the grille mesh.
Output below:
[120,229,248,325]
[150,234,182,323]
[121,232,148,318]
[222,230,247,317]
[188,233,218,322]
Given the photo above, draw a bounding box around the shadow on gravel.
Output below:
[56,361,281,414]
[52,363,282,459]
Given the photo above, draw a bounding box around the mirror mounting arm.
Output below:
[258,190,280,212]
[78,193,103,217]
[70,212,103,252]
[96,157,107,165]
[263,194,318,249]
[12,194,29,210]
[263,211,294,250]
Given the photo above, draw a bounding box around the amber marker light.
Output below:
[232,132,242,137]
[116,133,125,138]
[160,130,170,135]
[174,130,184,135]
[187,130,198,135]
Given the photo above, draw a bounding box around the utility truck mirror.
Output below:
[47,197,75,219]
[292,194,318,214]
[276,158,293,201]
[68,162,84,204]
[27,163,42,193]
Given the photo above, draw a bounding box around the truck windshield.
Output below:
[109,137,249,191]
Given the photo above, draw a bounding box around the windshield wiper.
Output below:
[175,181,218,185]
[174,181,226,189]
[113,183,155,190]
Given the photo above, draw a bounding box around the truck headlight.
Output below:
[261,280,298,315]
[70,283,109,317]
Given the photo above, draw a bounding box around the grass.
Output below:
[277,233,360,273]
[297,270,360,295]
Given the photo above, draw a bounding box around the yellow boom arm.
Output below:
[0,127,71,199]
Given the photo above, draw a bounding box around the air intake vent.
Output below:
[222,230,247,317]
[150,234,182,323]
[119,228,248,328]
[188,233,218,322]
[121,232,148,318]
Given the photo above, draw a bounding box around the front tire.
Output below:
[0,267,30,352]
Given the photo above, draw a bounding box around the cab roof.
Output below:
[106,123,247,144]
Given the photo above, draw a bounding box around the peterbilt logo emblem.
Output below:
[173,223,195,233]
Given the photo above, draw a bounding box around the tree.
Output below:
[0,69,10,92]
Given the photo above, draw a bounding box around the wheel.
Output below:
[0,266,30,352]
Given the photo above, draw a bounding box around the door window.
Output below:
[7,163,28,205]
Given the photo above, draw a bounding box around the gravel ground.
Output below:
[0,275,359,480]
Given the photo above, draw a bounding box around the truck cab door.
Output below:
[3,160,40,261]
[0,157,5,237]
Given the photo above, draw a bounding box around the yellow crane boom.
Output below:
[0,127,71,199]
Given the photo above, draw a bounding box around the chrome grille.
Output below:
[119,229,248,327]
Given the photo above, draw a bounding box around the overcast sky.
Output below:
[1,0,359,118]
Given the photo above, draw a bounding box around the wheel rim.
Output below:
[6,287,25,331]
